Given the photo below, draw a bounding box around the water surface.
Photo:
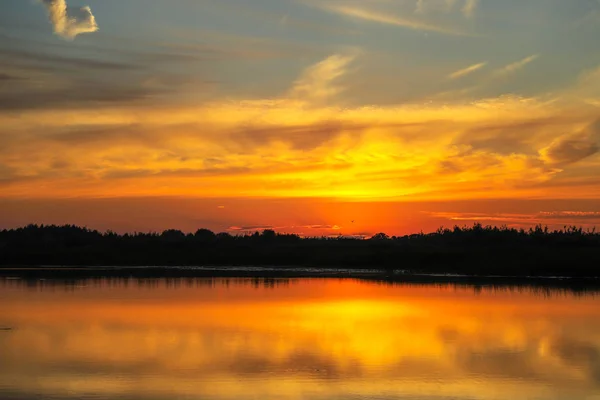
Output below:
[1,277,599,400]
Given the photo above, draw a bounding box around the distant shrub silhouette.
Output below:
[195,229,216,242]
[0,223,599,277]
[370,233,390,241]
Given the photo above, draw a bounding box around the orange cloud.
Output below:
[0,54,599,205]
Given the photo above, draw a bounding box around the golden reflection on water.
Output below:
[0,278,599,400]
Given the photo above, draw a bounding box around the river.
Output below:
[1,277,599,399]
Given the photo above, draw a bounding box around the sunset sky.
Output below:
[1,0,600,235]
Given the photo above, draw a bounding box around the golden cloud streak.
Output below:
[1,54,599,201]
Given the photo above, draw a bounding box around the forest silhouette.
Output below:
[0,223,599,277]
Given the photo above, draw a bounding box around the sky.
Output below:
[0,0,600,236]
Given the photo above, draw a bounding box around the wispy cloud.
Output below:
[448,62,487,79]
[321,4,467,36]
[303,224,342,230]
[414,0,478,18]
[415,0,458,14]
[493,54,540,77]
[426,211,600,227]
[228,225,275,231]
[227,224,342,232]
[462,0,479,18]
[288,53,356,104]
[539,211,600,219]
[566,64,600,105]
[41,0,98,40]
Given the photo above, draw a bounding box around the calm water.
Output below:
[1,278,600,400]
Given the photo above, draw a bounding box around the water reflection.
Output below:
[2,276,297,291]
[0,277,599,400]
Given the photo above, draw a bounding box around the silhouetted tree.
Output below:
[262,229,277,240]
[161,229,185,240]
[216,232,232,240]
[1,223,599,277]
[195,229,216,242]
[371,233,390,241]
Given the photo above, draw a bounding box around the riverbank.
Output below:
[2,224,600,278]
[2,266,600,294]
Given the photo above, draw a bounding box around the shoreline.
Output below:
[2,266,600,291]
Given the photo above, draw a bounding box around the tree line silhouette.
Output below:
[0,223,599,277]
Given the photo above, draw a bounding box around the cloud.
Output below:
[0,73,21,82]
[288,53,356,105]
[493,54,540,77]
[414,0,477,18]
[41,0,98,39]
[567,65,600,105]
[303,224,342,230]
[0,42,216,111]
[462,0,479,18]
[0,77,157,111]
[1,48,138,71]
[321,4,467,36]
[1,50,600,202]
[538,211,600,220]
[540,120,600,166]
[230,122,363,151]
[577,2,600,29]
[227,224,342,233]
[228,225,275,231]
[426,210,600,227]
[448,62,487,79]
[415,0,458,14]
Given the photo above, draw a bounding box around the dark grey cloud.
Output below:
[457,117,566,155]
[100,163,350,182]
[0,31,216,112]
[0,72,21,81]
[544,139,598,165]
[0,31,214,68]
[538,211,600,220]
[0,48,139,71]
[103,167,254,181]
[231,122,363,151]
[0,50,158,111]
[45,125,151,146]
[0,163,20,183]
[229,120,446,152]
[228,225,274,231]
[0,85,162,111]
[542,120,600,166]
